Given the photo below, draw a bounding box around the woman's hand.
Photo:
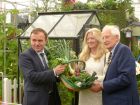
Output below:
[90,80,102,92]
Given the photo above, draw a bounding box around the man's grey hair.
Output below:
[102,25,120,39]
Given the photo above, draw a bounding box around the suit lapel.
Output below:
[111,43,121,60]
[104,43,121,80]
[44,49,50,69]
[29,48,45,70]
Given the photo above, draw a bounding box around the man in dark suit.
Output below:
[91,25,140,105]
[19,28,66,105]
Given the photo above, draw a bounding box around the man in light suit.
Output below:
[19,28,66,105]
[91,25,140,105]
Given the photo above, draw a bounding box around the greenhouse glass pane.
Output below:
[21,15,63,37]
[49,13,91,38]
[89,15,100,26]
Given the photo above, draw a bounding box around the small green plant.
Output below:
[47,39,75,105]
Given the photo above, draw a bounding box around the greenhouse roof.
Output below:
[20,10,101,39]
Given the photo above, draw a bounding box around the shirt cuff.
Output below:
[53,70,59,77]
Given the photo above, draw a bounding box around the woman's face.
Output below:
[86,32,98,49]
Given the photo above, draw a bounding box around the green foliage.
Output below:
[131,41,140,59]
[101,0,118,10]
[9,9,19,14]
[0,10,22,98]
[58,82,74,105]
[61,0,133,28]
[136,73,140,94]
[73,2,89,10]
[46,39,76,105]
[132,42,140,94]
[94,0,132,28]
[47,39,77,67]
[66,71,97,89]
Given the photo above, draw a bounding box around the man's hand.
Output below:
[53,64,66,76]
[90,80,103,92]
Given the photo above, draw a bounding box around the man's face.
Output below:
[102,29,119,51]
[30,32,47,52]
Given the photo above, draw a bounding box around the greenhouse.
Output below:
[0,0,140,105]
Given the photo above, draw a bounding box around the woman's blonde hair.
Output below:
[79,28,107,61]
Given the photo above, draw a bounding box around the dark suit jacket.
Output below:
[19,48,61,105]
[103,43,140,105]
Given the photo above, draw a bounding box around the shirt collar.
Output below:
[111,42,119,55]
[36,50,45,55]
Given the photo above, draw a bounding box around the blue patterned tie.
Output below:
[40,53,48,69]
[108,52,112,64]
[107,52,112,65]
